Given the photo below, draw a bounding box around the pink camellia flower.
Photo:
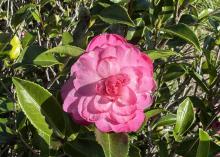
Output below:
[61,34,156,133]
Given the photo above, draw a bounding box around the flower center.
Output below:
[96,74,130,97]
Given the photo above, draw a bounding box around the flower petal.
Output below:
[112,102,136,116]
[86,33,127,51]
[71,52,101,90]
[127,110,145,132]
[61,77,89,124]
[95,118,112,132]
[118,87,137,105]
[97,57,120,78]
[109,111,135,124]
[78,96,102,122]
[93,95,113,112]
[136,93,153,110]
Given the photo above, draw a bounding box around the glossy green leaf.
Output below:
[19,45,61,66]
[11,4,35,27]
[33,52,61,67]
[62,32,74,45]
[145,108,164,119]
[163,63,186,82]
[98,5,134,26]
[95,129,129,157]
[40,45,84,57]
[31,8,42,23]
[147,50,180,60]
[174,97,195,142]
[12,77,66,138]
[162,23,201,51]
[198,9,213,20]
[126,18,145,41]
[21,32,36,48]
[63,138,105,157]
[196,129,211,157]
[0,97,14,113]
[153,114,176,129]
[37,131,51,157]
[110,0,125,3]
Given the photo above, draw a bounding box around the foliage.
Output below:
[0,0,220,156]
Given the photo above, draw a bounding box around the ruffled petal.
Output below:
[109,111,135,124]
[127,110,145,132]
[136,93,153,110]
[93,95,113,112]
[86,33,127,51]
[138,76,157,93]
[111,123,130,133]
[112,102,137,116]
[99,45,117,59]
[109,111,145,132]
[95,118,112,132]
[78,96,103,122]
[118,87,137,105]
[116,43,141,67]
[61,77,89,124]
[97,57,120,78]
[71,52,101,90]
[121,66,156,93]
[61,76,75,112]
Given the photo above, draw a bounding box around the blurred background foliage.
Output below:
[0,0,220,156]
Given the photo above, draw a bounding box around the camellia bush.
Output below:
[0,0,220,156]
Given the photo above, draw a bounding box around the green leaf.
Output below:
[198,9,213,20]
[33,52,61,67]
[162,23,201,51]
[98,5,134,26]
[147,50,180,60]
[95,129,129,157]
[31,8,42,23]
[21,32,36,48]
[12,77,66,138]
[33,45,84,66]
[196,129,211,157]
[37,131,51,157]
[174,97,195,142]
[19,45,61,67]
[40,45,84,57]
[11,4,35,27]
[0,97,14,113]
[145,108,164,119]
[153,114,176,129]
[178,0,196,6]
[163,63,186,82]
[62,32,74,45]
[128,144,141,157]
[63,138,105,157]
[110,0,125,3]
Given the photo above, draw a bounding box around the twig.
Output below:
[18,132,39,155]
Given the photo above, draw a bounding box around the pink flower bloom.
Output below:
[61,34,156,133]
